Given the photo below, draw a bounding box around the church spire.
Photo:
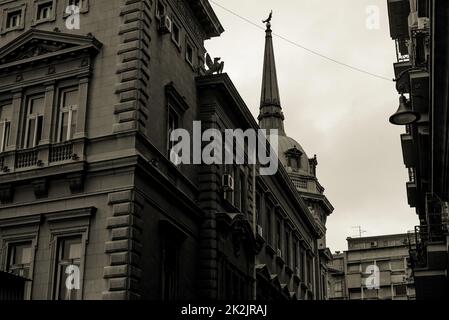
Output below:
[258,12,285,136]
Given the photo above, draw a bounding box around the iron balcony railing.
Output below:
[409,223,448,268]
[395,39,410,63]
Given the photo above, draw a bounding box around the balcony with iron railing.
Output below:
[395,39,410,63]
[409,223,448,269]
[0,139,84,175]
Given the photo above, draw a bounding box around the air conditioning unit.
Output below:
[256,225,263,237]
[158,14,172,34]
[222,174,234,192]
[277,248,282,258]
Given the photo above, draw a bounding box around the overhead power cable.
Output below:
[210,0,393,82]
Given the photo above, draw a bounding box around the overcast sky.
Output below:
[206,0,419,252]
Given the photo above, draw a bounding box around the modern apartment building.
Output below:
[328,234,415,300]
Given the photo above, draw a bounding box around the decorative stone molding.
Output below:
[67,172,85,194]
[32,178,49,199]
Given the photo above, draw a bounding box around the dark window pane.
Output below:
[27,118,36,148]
[36,115,43,145]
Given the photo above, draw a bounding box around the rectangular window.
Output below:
[276,220,282,251]
[394,284,407,297]
[186,42,194,66]
[376,260,390,271]
[37,2,53,21]
[68,0,82,7]
[0,103,12,152]
[172,23,180,46]
[347,263,361,273]
[57,88,79,142]
[255,192,261,226]
[391,259,405,271]
[361,262,373,274]
[167,107,179,159]
[7,242,32,278]
[307,258,314,286]
[239,170,246,213]
[157,1,165,17]
[285,231,290,266]
[55,236,82,300]
[293,240,299,269]
[233,166,240,208]
[266,205,272,244]
[6,10,22,29]
[66,0,89,14]
[300,247,306,280]
[24,95,45,149]
[162,240,179,300]
[334,281,342,293]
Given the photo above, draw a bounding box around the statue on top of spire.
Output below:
[262,10,273,29]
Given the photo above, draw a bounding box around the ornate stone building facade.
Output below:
[0,0,332,300]
[256,19,334,300]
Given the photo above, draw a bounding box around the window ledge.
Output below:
[31,17,56,27]
[0,25,24,35]
[171,38,182,53]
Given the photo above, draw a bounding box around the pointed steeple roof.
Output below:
[258,18,285,135]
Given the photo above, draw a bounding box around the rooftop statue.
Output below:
[262,10,273,29]
[262,10,273,24]
[205,53,224,75]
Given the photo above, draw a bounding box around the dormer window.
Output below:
[285,147,302,170]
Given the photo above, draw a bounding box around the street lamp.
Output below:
[389,94,421,125]
[389,67,425,126]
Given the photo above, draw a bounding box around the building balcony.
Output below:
[401,133,414,168]
[410,71,430,121]
[0,140,86,203]
[387,0,411,41]
[394,61,412,94]
[0,140,84,175]
[411,224,448,270]
[406,181,418,208]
